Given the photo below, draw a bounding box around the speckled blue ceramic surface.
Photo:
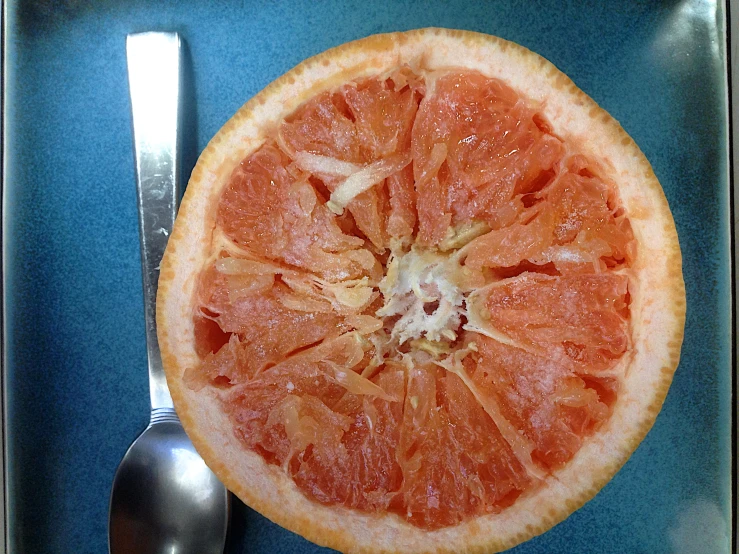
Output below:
[4,1,731,553]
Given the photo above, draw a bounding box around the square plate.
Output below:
[3,1,733,552]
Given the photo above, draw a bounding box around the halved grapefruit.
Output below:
[157,29,685,553]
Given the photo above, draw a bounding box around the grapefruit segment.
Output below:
[467,335,611,469]
[463,167,636,274]
[435,350,546,481]
[280,78,417,163]
[412,71,565,245]
[217,144,378,280]
[468,273,630,371]
[280,77,419,249]
[462,207,555,270]
[227,337,406,512]
[194,262,352,381]
[394,364,531,528]
[293,369,405,511]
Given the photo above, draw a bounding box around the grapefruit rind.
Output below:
[157,28,685,554]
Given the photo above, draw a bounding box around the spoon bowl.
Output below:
[109,413,229,553]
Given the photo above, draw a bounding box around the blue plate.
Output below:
[4,1,732,553]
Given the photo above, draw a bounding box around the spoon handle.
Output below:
[126,33,181,412]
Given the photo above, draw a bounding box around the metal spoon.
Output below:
[108,32,229,554]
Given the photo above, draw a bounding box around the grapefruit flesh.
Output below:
[279,76,420,248]
[191,69,636,530]
[411,72,565,245]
